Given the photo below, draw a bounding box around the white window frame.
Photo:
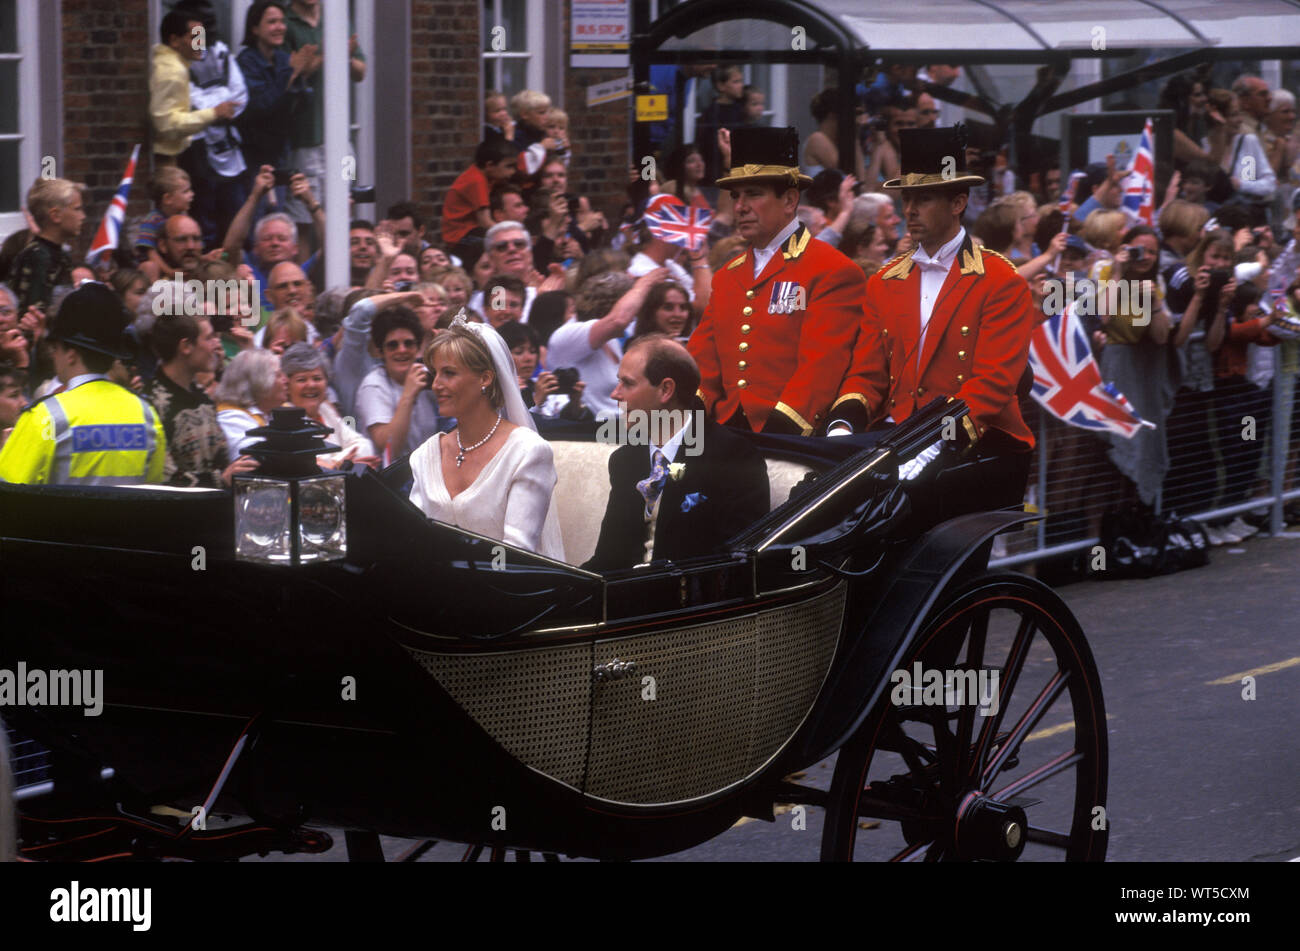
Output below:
[482,0,545,97]
[0,0,42,240]
[155,0,375,197]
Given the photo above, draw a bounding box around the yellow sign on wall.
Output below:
[635,95,668,122]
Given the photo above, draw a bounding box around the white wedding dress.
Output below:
[408,320,566,563]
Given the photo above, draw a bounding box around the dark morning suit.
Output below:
[583,419,770,571]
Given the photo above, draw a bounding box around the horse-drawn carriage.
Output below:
[0,398,1106,861]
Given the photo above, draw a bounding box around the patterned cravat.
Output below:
[636,449,669,518]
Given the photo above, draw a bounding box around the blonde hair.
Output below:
[997,191,1037,218]
[149,166,192,206]
[510,89,551,117]
[27,178,85,229]
[1081,209,1128,253]
[1158,199,1211,242]
[547,108,568,130]
[424,324,505,408]
[415,281,448,301]
[264,308,310,347]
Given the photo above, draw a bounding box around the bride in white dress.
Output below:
[408,317,565,562]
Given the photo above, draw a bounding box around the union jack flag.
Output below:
[1028,303,1154,439]
[86,145,140,269]
[642,194,712,251]
[1121,118,1155,226]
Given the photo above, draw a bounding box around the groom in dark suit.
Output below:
[584,335,770,571]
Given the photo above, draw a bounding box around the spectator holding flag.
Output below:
[1095,224,1175,507]
[629,194,713,315]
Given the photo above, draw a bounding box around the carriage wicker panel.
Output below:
[585,583,845,805]
[405,642,592,789]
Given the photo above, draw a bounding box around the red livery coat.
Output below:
[688,226,865,436]
[832,233,1036,446]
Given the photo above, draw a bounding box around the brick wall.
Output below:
[561,1,632,223]
[61,0,153,254]
[409,0,482,237]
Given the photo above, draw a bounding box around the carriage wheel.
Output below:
[0,722,15,862]
[821,573,1108,861]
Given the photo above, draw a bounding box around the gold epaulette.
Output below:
[978,245,1018,271]
[881,249,916,280]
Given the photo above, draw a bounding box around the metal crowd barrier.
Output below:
[992,353,1300,569]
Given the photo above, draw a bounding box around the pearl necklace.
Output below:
[455,413,502,467]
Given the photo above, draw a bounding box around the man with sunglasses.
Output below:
[468,222,539,322]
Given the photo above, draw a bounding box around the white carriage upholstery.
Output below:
[550,440,814,566]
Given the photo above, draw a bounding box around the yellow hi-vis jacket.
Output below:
[0,376,166,486]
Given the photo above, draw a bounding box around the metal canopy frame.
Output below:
[632,0,1300,183]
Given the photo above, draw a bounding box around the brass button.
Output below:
[742,305,753,316]
[890,398,896,406]
[960,325,970,336]
[958,350,967,361]
[916,386,925,397]
[741,323,752,334]
[889,375,895,383]
[737,378,748,389]
[882,328,889,337]
[956,374,965,383]
[738,360,748,370]
[738,342,749,352]
[745,289,755,299]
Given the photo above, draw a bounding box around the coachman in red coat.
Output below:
[829,126,1036,454]
[689,127,864,436]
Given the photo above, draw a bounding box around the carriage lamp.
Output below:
[233,407,348,565]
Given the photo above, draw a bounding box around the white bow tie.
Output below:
[916,257,949,272]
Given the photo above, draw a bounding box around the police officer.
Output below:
[0,283,166,485]
[688,126,865,436]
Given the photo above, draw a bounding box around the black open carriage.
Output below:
[0,398,1106,862]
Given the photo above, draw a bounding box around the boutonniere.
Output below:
[668,462,686,482]
[680,492,706,513]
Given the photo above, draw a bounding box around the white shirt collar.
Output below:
[752,218,802,278]
[650,411,693,465]
[912,227,966,271]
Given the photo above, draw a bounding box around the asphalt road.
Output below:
[252,531,1300,862]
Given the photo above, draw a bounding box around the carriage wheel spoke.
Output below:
[992,749,1084,801]
[1025,826,1072,849]
[953,607,991,780]
[982,670,1070,787]
[969,612,1035,781]
[890,841,929,862]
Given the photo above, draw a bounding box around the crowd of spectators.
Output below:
[1,6,1299,559]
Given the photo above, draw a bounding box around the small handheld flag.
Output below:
[86,145,141,269]
[642,194,712,251]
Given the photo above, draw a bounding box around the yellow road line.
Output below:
[1206,656,1300,685]
[1027,714,1116,742]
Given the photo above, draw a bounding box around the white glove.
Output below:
[898,440,943,481]
[826,423,853,438]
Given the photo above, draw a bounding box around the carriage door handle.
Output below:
[593,659,637,683]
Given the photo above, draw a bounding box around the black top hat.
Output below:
[883,124,986,190]
[47,283,133,362]
[716,126,813,190]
